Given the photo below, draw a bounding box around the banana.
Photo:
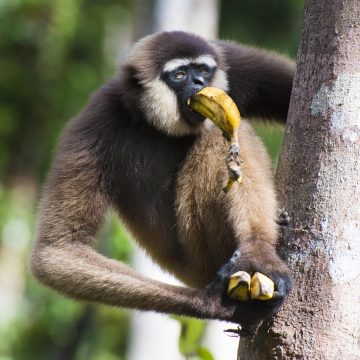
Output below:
[187,87,240,143]
[228,271,251,301]
[187,87,242,190]
[250,272,275,300]
[227,271,275,302]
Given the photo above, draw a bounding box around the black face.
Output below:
[160,62,216,126]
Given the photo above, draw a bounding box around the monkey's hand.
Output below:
[203,249,293,330]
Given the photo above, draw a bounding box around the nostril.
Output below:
[194,78,205,86]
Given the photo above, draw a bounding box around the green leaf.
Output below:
[197,347,216,360]
[172,316,206,355]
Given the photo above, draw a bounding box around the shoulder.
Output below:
[214,40,294,70]
[47,81,132,178]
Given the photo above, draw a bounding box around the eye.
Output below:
[200,67,209,75]
[174,71,186,79]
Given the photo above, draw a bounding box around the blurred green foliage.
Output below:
[0,0,303,359]
[220,0,304,57]
[174,316,215,360]
[0,0,132,180]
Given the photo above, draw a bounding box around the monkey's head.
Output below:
[122,31,229,136]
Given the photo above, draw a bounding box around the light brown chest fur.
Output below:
[175,121,279,287]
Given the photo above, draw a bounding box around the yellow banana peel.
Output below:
[187,87,242,191]
[227,271,251,301]
[250,272,275,300]
[187,87,240,143]
[227,271,275,302]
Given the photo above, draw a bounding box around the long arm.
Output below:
[30,132,209,319]
[215,40,295,122]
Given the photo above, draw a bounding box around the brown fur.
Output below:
[30,31,294,327]
[175,121,285,287]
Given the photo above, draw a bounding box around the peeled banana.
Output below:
[187,87,242,191]
[227,271,275,301]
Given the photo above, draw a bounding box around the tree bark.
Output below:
[238,0,360,358]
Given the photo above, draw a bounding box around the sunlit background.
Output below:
[0,0,303,359]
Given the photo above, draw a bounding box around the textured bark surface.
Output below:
[238,0,360,358]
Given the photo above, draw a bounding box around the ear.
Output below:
[121,64,142,90]
[117,65,145,117]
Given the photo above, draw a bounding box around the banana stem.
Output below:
[223,135,242,193]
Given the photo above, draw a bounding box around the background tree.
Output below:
[239,0,360,358]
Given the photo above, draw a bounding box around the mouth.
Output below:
[182,98,206,124]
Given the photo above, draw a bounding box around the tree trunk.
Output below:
[238,0,360,358]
